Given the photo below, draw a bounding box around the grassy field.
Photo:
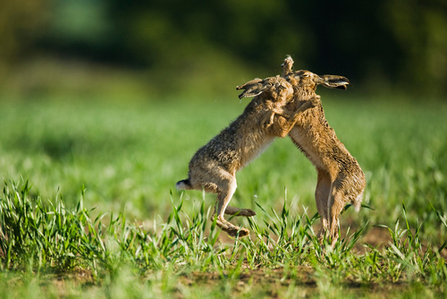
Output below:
[0,94,446,298]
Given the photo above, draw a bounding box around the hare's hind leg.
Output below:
[327,182,347,248]
[225,206,256,217]
[215,176,250,237]
[315,169,331,243]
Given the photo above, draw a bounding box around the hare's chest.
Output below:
[289,126,326,169]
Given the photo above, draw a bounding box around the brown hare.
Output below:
[176,75,320,237]
[282,56,366,247]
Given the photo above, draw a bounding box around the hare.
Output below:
[176,75,320,237]
[281,56,366,247]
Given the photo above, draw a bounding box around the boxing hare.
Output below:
[282,56,366,247]
[176,76,320,237]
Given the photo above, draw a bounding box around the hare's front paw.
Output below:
[309,95,321,107]
[297,95,320,112]
[260,111,275,128]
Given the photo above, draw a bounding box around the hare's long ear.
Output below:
[281,55,294,77]
[236,78,266,99]
[317,75,350,90]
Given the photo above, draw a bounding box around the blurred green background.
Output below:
[1,0,446,100]
[0,0,447,246]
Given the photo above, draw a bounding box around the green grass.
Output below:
[0,95,447,298]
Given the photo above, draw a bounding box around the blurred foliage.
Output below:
[0,0,50,75]
[0,0,446,99]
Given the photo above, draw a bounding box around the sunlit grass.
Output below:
[0,97,447,297]
[1,180,446,298]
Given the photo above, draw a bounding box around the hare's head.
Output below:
[289,70,350,91]
[236,76,293,101]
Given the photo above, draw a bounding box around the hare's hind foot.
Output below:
[225,206,256,217]
[216,218,250,237]
[316,228,339,250]
[317,228,329,244]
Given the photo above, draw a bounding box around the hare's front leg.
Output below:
[297,95,321,112]
[260,103,296,129]
[259,110,276,128]
[270,95,321,138]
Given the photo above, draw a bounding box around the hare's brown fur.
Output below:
[282,57,366,247]
[176,76,319,237]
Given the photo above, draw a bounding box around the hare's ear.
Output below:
[317,75,350,90]
[236,78,265,99]
[281,55,294,77]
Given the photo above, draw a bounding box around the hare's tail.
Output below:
[176,179,193,191]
